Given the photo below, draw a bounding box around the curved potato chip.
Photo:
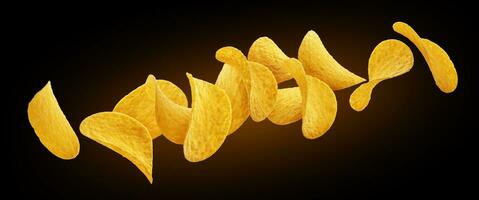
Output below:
[349,39,414,111]
[114,75,188,139]
[393,22,458,93]
[215,64,250,134]
[268,87,302,125]
[79,112,153,183]
[216,47,278,122]
[248,37,292,83]
[298,30,365,90]
[183,73,232,162]
[284,58,337,139]
[156,82,192,144]
[27,81,80,160]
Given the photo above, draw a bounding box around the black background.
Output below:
[8,2,475,199]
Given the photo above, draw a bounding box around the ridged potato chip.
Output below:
[113,75,187,139]
[183,73,232,162]
[299,30,365,90]
[268,87,302,125]
[349,39,414,111]
[248,37,292,83]
[215,64,250,134]
[27,81,80,160]
[284,58,337,139]
[216,46,278,122]
[393,22,458,93]
[79,112,153,183]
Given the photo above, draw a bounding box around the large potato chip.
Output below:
[284,58,337,139]
[215,64,250,134]
[183,73,232,162]
[393,22,458,93]
[298,30,365,90]
[349,39,414,111]
[79,112,153,183]
[216,46,278,122]
[113,75,187,139]
[27,81,80,160]
[248,37,292,83]
[268,87,302,125]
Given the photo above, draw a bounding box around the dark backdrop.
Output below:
[8,2,475,198]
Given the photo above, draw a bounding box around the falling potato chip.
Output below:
[113,75,188,139]
[393,22,458,93]
[183,73,232,162]
[298,30,365,90]
[268,87,302,125]
[216,46,278,122]
[27,81,80,160]
[79,112,153,183]
[248,37,292,83]
[284,58,337,139]
[215,64,250,134]
[349,39,414,111]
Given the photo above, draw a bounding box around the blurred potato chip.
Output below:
[248,37,292,83]
[114,75,187,139]
[393,22,458,93]
[216,64,250,134]
[79,112,153,183]
[268,87,302,125]
[350,39,414,111]
[27,81,80,160]
[216,47,277,122]
[183,73,232,162]
[284,58,337,139]
[299,30,365,90]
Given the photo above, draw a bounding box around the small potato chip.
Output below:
[393,22,458,93]
[27,81,80,160]
[155,82,192,144]
[284,58,337,139]
[298,30,365,90]
[248,37,292,83]
[216,47,278,122]
[215,64,250,134]
[79,112,153,183]
[183,73,232,162]
[349,39,414,111]
[113,75,187,139]
[268,87,302,125]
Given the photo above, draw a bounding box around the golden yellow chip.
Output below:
[350,39,414,111]
[248,37,292,83]
[215,64,250,134]
[298,30,365,90]
[113,75,187,139]
[284,58,337,139]
[183,73,232,162]
[79,112,153,183]
[27,81,80,160]
[393,22,458,93]
[268,87,302,125]
[216,46,277,122]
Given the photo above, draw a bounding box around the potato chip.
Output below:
[216,47,277,122]
[393,22,458,93]
[215,64,250,134]
[268,87,302,125]
[27,81,80,160]
[248,37,292,83]
[349,39,414,111]
[113,75,187,139]
[183,73,232,162]
[298,30,365,90]
[284,58,337,139]
[79,112,153,183]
